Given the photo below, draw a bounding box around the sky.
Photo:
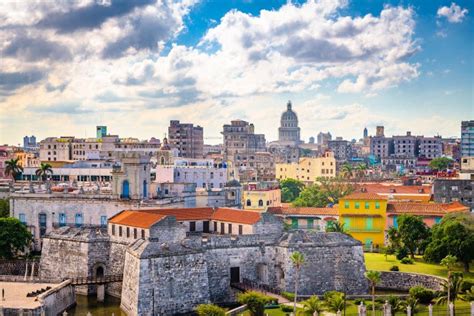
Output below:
[0,0,472,146]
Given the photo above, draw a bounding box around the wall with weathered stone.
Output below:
[39,280,76,315]
[377,271,445,291]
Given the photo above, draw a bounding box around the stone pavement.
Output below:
[0,281,59,309]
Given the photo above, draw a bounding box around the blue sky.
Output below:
[0,0,472,145]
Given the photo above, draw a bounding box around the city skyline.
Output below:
[0,0,472,145]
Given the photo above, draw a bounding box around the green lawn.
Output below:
[364,253,474,281]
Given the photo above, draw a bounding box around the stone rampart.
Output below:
[38,280,76,315]
[377,271,446,291]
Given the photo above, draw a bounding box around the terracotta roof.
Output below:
[212,208,261,225]
[342,192,387,200]
[389,195,432,202]
[267,206,338,216]
[386,202,469,216]
[359,183,432,195]
[109,211,165,229]
[141,208,214,221]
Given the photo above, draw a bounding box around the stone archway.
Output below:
[92,263,106,302]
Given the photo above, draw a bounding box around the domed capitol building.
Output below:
[278,101,301,144]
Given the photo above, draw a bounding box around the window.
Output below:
[119,226,122,237]
[228,224,232,234]
[375,202,380,209]
[220,222,225,234]
[355,202,360,209]
[75,213,83,227]
[344,201,349,209]
[365,202,370,209]
[141,229,145,239]
[307,219,314,229]
[343,217,351,229]
[214,221,218,232]
[112,225,116,236]
[19,213,26,225]
[291,218,298,229]
[239,225,243,235]
[258,199,263,207]
[246,199,251,206]
[190,221,196,232]
[126,227,130,238]
[100,216,107,227]
[134,228,137,239]
[59,213,66,227]
[366,217,373,230]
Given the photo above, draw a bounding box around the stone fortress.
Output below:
[39,207,368,315]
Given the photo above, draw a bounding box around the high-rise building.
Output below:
[328,138,352,162]
[317,132,332,145]
[168,120,204,158]
[23,135,37,150]
[363,127,368,139]
[96,126,107,139]
[278,101,301,144]
[461,120,474,157]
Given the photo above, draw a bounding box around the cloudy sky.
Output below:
[0,0,472,145]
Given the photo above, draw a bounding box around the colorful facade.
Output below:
[275,151,336,184]
[267,205,338,232]
[243,188,281,211]
[338,193,388,249]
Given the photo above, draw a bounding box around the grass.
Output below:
[364,253,474,281]
[237,306,302,315]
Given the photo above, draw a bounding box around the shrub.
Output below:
[280,305,293,312]
[389,265,400,271]
[281,291,295,301]
[409,286,434,304]
[237,291,273,316]
[195,304,226,316]
[461,280,474,293]
[324,292,345,312]
[354,298,365,305]
[323,290,344,302]
[400,257,414,264]
[396,247,409,260]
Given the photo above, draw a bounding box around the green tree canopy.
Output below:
[4,158,23,181]
[397,215,430,258]
[292,177,354,207]
[0,198,9,218]
[280,178,305,203]
[0,217,32,259]
[429,157,453,171]
[237,291,272,316]
[424,213,474,272]
[35,163,53,181]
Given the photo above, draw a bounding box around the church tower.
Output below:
[278,101,301,144]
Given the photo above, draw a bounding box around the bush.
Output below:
[396,247,409,260]
[354,298,365,305]
[323,290,344,302]
[400,257,414,264]
[390,265,400,271]
[237,291,273,316]
[281,291,295,301]
[461,280,474,293]
[409,286,434,304]
[280,305,293,312]
[195,304,226,316]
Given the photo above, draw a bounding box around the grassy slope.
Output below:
[364,253,474,281]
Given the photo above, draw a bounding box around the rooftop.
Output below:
[386,201,469,216]
[341,192,387,200]
[267,206,338,216]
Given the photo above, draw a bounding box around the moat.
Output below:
[67,295,124,315]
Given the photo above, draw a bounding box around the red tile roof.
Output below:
[342,192,387,200]
[109,211,165,229]
[110,207,262,228]
[386,202,469,216]
[267,206,338,216]
[359,183,432,195]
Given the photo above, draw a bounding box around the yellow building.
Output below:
[276,151,336,184]
[338,193,387,249]
[243,188,281,211]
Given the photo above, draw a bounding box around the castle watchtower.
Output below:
[112,153,151,200]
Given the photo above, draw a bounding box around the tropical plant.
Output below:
[440,255,458,309]
[409,286,434,304]
[461,286,474,302]
[340,163,353,179]
[402,297,418,313]
[0,198,9,218]
[195,304,226,316]
[293,177,354,207]
[0,217,32,258]
[35,163,53,181]
[355,163,368,181]
[387,295,405,315]
[290,251,305,314]
[280,178,305,203]
[326,221,345,233]
[436,272,463,313]
[4,158,23,181]
[365,270,381,316]
[237,291,272,316]
[299,295,323,315]
[324,291,345,312]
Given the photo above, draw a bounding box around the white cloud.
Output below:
[437,3,468,23]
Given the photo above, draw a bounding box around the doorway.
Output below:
[230,267,240,284]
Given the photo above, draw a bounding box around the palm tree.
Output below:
[440,255,457,312]
[365,270,381,316]
[436,273,463,314]
[356,163,368,181]
[387,295,405,315]
[340,163,353,180]
[299,295,323,316]
[35,163,53,182]
[4,158,23,181]
[326,221,345,233]
[290,251,305,314]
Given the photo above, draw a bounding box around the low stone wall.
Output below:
[377,271,446,292]
[226,304,247,315]
[39,280,76,315]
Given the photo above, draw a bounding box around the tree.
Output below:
[326,221,345,233]
[0,217,32,258]
[324,291,345,312]
[439,255,458,310]
[429,157,453,171]
[195,304,226,316]
[35,163,53,181]
[424,213,474,272]
[290,251,305,314]
[387,295,405,315]
[461,286,474,302]
[293,177,354,207]
[365,270,381,316]
[0,198,9,218]
[340,163,353,180]
[236,291,272,316]
[355,163,368,181]
[4,158,23,181]
[397,215,430,259]
[300,295,323,315]
[436,272,463,314]
[280,178,305,203]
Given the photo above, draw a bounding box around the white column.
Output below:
[406,306,411,316]
[449,302,454,316]
[428,304,433,316]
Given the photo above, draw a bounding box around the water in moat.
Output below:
[66,295,125,316]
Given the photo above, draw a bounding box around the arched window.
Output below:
[122,180,130,199]
[75,213,83,228]
[246,199,251,206]
[258,199,264,207]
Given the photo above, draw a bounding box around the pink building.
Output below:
[0,146,13,179]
